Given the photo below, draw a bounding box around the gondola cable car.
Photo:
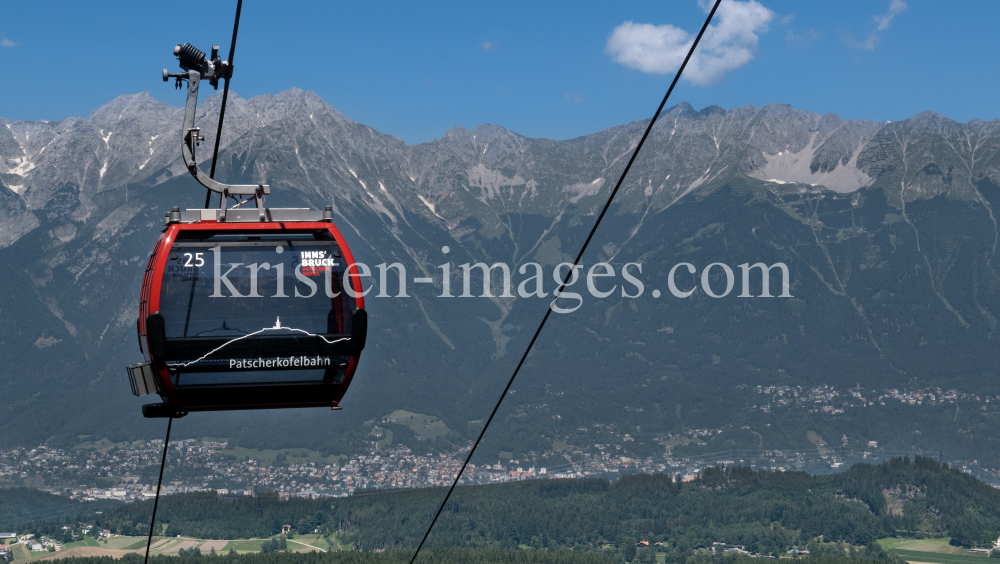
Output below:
[126,42,367,418]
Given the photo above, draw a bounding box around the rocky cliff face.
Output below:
[7,92,1000,250]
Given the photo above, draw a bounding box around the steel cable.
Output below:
[142,417,172,564]
[205,0,244,208]
[407,2,723,562]
[145,2,244,557]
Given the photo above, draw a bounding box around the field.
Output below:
[11,545,60,560]
[286,535,330,552]
[221,540,266,553]
[551,440,588,453]
[382,410,451,440]
[880,538,991,564]
[63,536,100,549]
[34,548,142,561]
[893,550,990,564]
[806,431,831,456]
[371,427,393,450]
[660,435,694,451]
[219,446,342,468]
[880,539,972,555]
[13,534,335,561]
[103,536,149,550]
[9,543,30,561]
[71,438,147,453]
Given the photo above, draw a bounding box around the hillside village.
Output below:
[3,386,1000,503]
[751,385,981,413]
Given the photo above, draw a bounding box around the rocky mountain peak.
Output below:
[87,92,175,126]
[3,90,1000,247]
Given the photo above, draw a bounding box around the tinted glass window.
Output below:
[157,236,355,386]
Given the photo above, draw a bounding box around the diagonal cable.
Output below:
[407,2,722,562]
[205,0,244,208]
[143,416,173,564]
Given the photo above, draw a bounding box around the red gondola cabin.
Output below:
[128,207,367,417]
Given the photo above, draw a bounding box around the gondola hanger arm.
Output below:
[164,43,269,198]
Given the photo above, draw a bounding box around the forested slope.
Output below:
[37,550,912,564]
[0,487,121,531]
[38,549,614,564]
[16,457,997,560]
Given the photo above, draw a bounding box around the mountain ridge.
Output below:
[4,90,1000,469]
[8,89,999,256]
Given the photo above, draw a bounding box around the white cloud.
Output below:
[0,37,16,48]
[874,0,907,31]
[785,27,822,47]
[850,0,907,50]
[482,41,493,52]
[605,0,774,86]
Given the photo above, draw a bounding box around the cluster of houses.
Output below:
[0,533,12,560]
[503,466,547,479]
[713,542,747,552]
[0,533,62,554]
[752,384,976,413]
[635,540,666,547]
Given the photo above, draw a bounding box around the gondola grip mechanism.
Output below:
[166,42,268,197]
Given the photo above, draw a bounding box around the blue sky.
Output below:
[0,0,996,144]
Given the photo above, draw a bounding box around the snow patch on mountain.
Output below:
[565,178,605,203]
[7,155,35,177]
[749,133,873,193]
[418,195,444,219]
[467,164,532,201]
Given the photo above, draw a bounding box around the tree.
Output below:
[620,536,636,563]
[260,537,287,554]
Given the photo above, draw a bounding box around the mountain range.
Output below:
[3,89,1000,467]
